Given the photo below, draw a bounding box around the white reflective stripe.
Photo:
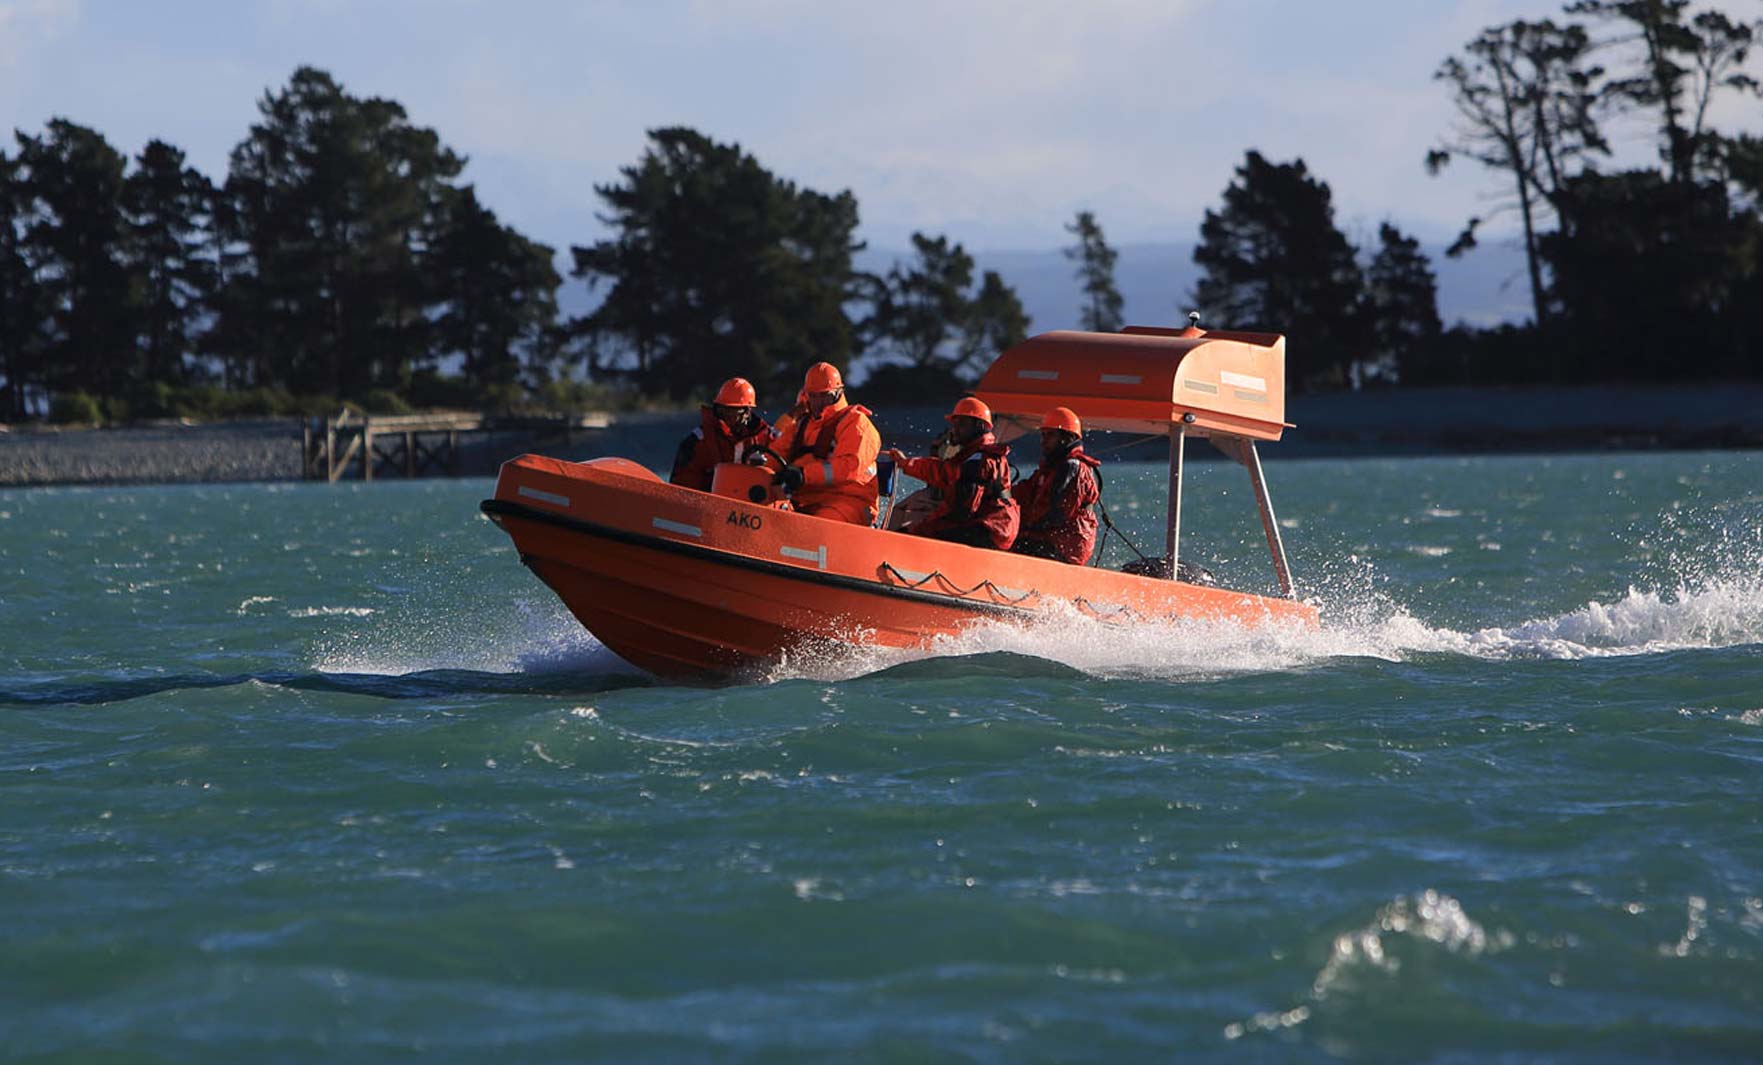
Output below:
[1183,380,1220,394]
[651,517,703,538]
[864,465,876,477]
[691,427,704,439]
[890,567,932,584]
[1100,373,1141,385]
[992,585,1029,599]
[517,486,570,507]
[821,461,834,483]
[779,545,828,570]
[1017,370,1059,380]
[1220,370,1266,392]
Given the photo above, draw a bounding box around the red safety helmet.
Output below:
[1040,406,1082,435]
[945,396,992,428]
[714,377,756,407]
[804,362,843,393]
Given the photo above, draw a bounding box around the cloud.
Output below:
[0,0,79,68]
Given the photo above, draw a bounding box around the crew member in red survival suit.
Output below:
[883,397,1018,550]
[1011,406,1101,564]
[669,377,772,491]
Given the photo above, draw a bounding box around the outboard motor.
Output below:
[1122,555,1219,586]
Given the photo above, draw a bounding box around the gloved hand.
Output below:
[882,448,906,465]
[773,464,805,493]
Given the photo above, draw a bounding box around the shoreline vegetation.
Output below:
[5,382,1761,489]
[5,3,1763,434]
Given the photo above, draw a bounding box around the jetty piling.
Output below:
[301,411,611,482]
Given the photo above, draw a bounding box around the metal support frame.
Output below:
[1245,441,1295,598]
[1164,425,1186,578]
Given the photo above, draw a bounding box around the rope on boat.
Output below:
[1071,596,1146,621]
[878,561,1040,604]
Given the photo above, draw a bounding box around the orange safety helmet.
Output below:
[803,362,843,393]
[945,396,992,428]
[714,377,757,407]
[1040,406,1082,435]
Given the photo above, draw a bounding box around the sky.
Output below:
[2,0,1759,261]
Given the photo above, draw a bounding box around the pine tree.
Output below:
[0,150,49,421]
[14,120,134,410]
[1064,210,1122,332]
[216,67,464,398]
[1364,223,1442,384]
[862,232,976,368]
[571,127,862,400]
[955,270,1030,377]
[1192,151,1368,389]
[123,139,216,392]
[431,185,561,391]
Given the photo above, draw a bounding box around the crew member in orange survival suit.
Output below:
[774,363,881,525]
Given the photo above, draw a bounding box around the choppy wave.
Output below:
[1225,890,1513,1043]
[307,596,638,679]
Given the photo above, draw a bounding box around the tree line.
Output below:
[0,67,1032,423]
[2,1,1759,425]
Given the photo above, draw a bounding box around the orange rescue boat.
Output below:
[481,321,1316,680]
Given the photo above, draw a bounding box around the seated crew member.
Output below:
[1011,406,1102,565]
[669,377,771,491]
[773,362,881,525]
[883,397,1019,551]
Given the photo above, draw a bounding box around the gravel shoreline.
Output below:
[5,383,1762,488]
[0,420,303,487]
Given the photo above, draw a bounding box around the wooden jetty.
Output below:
[302,410,612,482]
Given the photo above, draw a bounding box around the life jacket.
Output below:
[668,405,771,492]
[1013,446,1100,564]
[909,434,1019,550]
[785,401,880,524]
[787,402,867,461]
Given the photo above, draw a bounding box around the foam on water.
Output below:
[307,595,634,678]
[302,565,1763,687]
[769,569,1763,683]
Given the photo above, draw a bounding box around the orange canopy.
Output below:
[971,326,1289,442]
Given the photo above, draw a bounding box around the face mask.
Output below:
[720,408,753,436]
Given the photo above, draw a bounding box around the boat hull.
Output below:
[482,455,1316,680]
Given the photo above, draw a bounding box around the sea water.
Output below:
[2,452,1760,1062]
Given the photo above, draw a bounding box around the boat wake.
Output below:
[303,567,1763,690]
[296,513,1763,688]
[764,570,1763,684]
